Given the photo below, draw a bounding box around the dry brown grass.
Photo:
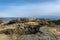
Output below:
[0,34,10,40]
[45,27,60,36]
[0,18,60,40]
[25,22,39,26]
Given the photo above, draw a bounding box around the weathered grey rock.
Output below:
[0,21,60,40]
[18,26,60,40]
[18,35,39,40]
[18,33,59,40]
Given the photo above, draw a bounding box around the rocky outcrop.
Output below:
[0,18,60,40]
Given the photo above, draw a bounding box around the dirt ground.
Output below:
[0,34,10,40]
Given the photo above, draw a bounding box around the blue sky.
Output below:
[0,0,60,18]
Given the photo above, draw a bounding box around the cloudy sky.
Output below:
[0,0,60,18]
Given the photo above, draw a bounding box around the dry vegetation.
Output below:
[0,18,60,40]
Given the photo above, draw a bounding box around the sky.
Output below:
[0,0,60,18]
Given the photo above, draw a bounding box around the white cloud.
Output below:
[0,0,60,17]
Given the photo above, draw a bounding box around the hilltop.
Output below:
[0,18,60,40]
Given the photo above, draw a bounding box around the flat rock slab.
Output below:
[18,26,60,40]
[18,33,59,40]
